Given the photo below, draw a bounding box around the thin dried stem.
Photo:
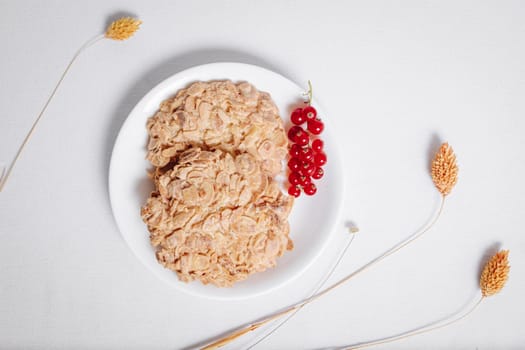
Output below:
[340,249,510,349]
[297,196,445,309]
[343,297,484,350]
[246,233,357,349]
[1,16,142,192]
[201,308,293,350]
[200,197,445,349]
[0,34,104,192]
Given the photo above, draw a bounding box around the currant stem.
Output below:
[307,80,313,105]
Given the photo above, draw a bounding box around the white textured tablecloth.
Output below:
[1,1,524,349]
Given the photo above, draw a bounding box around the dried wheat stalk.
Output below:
[199,142,456,349]
[340,249,511,349]
[0,16,141,192]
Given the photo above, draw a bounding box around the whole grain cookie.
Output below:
[145,81,287,177]
[141,148,293,287]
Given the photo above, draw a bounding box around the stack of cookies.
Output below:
[141,81,294,287]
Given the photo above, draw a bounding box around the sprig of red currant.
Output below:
[287,82,326,197]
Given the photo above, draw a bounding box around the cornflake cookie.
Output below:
[146,81,287,177]
[141,148,293,287]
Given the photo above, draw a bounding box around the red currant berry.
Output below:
[299,175,312,187]
[312,167,324,180]
[294,130,310,146]
[287,126,303,142]
[302,105,317,120]
[288,172,301,186]
[299,161,316,177]
[289,144,302,158]
[313,152,327,167]
[290,108,306,125]
[288,157,301,172]
[307,118,324,135]
[288,185,301,197]
[303,183,317,196]
[312,139,324,153]
[300,147,314,162]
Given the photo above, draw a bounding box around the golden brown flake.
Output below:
[431,142,458,196]
[105,17,142,41]
[480,250,510,297]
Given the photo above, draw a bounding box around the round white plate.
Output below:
[109,62,344,299]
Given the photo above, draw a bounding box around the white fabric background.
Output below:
[1,1,524,349]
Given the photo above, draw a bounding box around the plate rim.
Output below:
[108,61,346,300]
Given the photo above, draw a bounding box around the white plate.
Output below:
[109,62,344,299]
